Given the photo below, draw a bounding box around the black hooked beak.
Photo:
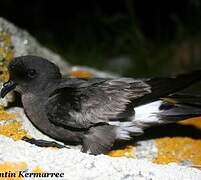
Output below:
[1,80,16,98]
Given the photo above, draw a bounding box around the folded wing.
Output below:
[45,70,201,129]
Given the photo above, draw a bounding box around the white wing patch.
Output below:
[134,100,162,123]
[111,100,163,140]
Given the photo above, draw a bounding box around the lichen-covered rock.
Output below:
[0,136,200,180]
[0,17,201,179]
[0,29,14,106]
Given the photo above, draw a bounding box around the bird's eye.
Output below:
[27,69,37,78]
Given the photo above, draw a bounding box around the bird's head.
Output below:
[1,55,62,97]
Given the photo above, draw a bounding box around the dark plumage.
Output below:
[1,55,201,154]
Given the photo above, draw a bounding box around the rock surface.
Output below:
[0,136,201,180]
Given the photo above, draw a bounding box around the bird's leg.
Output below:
[22,136,69,149]
[81,124,117,155]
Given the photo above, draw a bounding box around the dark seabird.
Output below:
[1,55,201,154]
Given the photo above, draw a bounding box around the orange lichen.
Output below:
[0,111,16,121]
[108,117,201,164]
[0,66,9,82]
[0,161,27,180]
[153,137,201,165]
[0,109,28,140]
[0,31,14,82]
[153,117,201,165]
[32,165,43,173]
[179,117,201,129]
[108,145,134,158]
[0,32,12,48]
[0,121,27,140]
[0,32,13,62]
[68,70,93,78]
[0,162,45,180]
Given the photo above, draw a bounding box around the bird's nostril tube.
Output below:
[1,80,16,98]
[3,81,11,87]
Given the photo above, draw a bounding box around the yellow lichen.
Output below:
[153,137,201,165]
[0,109,28,140]
[0,31,14,105]
[0,65,9,82]
[153,117,201,165]
[0,162,45,180]
[108,117,201,164]
[0,161,27,180]
[68,70,93,78]
[0,31,14,82]
[108,145,134,158]
[0,32,12,47]
[179,117,201,129]
[32,165,43,173]
[0,121,27,140]
[0,111,16,121]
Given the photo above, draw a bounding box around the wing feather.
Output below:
[45,70,201,129]
[45,78,151,129]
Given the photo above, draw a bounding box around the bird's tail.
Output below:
[135,70,201,107]
[116,70,201,140]
[155,97,201,124]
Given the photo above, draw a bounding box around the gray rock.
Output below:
[104,56,132,75]
[0,136,200,180]
[0,17,116,77]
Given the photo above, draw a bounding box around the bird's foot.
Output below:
[22,136,69,149]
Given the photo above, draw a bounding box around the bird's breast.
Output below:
[21,93,84,143]
[21,93,48,127]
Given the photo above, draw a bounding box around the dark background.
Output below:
[1,0,201,77]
